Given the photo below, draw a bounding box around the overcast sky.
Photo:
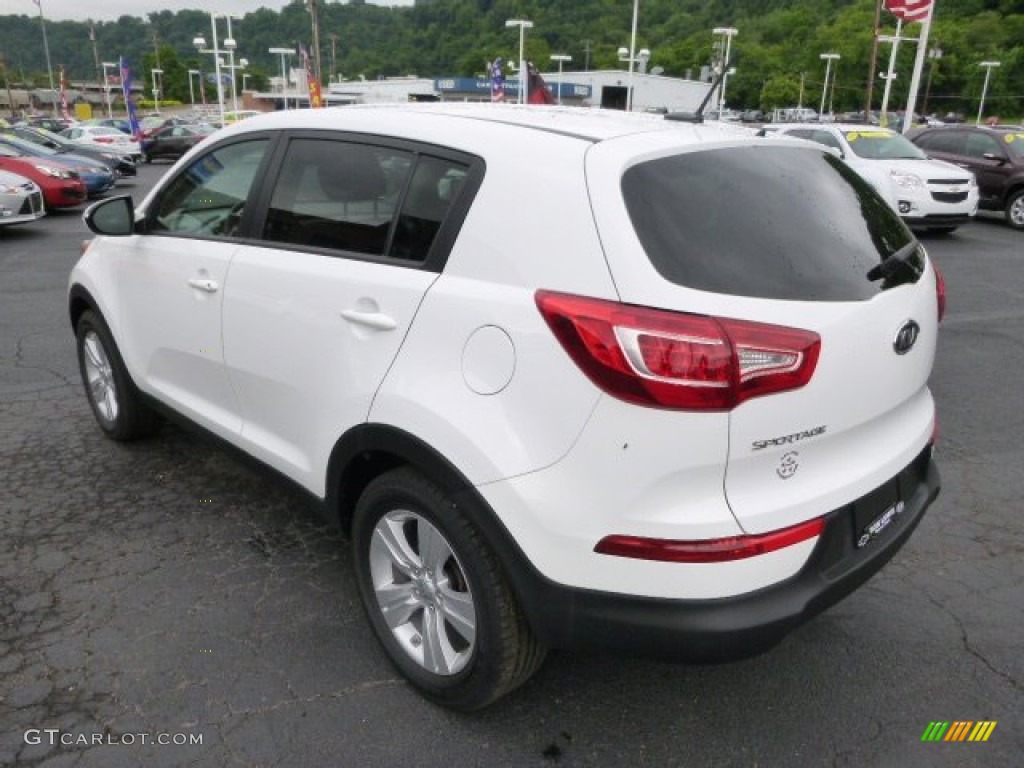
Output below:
[19,0,414,23]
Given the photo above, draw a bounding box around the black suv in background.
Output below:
[907,124,1024,230]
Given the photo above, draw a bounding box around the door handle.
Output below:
[187,278,219,293]
[340,309,398,331]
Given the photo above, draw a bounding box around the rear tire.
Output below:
[75,309,160,441]
[1005,189,1024,230]
[352,467,546,711]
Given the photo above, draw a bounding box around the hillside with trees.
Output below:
[1,0,1021,116]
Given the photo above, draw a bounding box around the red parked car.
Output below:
[0,148,87,208]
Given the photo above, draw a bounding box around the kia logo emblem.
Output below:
[893,320,920,355]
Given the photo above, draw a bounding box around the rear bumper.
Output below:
[464,445,939,662]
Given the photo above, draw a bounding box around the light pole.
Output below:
[626,0,640,112]
[819,53,840,119]
[713,27,738,117]
[101,61,117,119]
[976,61,1000,125]
[194,13,227,126]
[269,47,294,110]
[150,68,163,114]
[505,19,533,105]
[550,54,571,105]
[187,68,200,109]
[218,13,242,114]
[617,46,650,111]
[31,0,57,112]
[922,46,942,117]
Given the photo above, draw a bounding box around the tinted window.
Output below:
[150,139,269,238]
[622,146,914,301]
[263,138,468,262]
[1002,132,1024,159]
[964,132,1004,160]
[916,131,965,154]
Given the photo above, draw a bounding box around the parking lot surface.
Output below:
[1,164,1021,767]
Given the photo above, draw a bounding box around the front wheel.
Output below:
[75,309,160,440]
[352,468,546,711]
[1005,189,1024,230]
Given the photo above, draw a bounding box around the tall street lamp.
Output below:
[187,68,200,109]
[713,26,738,117]
[31,0,57,112]
[550,54,571,105]
[819,53,841,119]
[269,47,294,110]
[194,13,227,125]
[976,61,1000,125]
[101,61,117,119]
[626,0,641,112]
[505,19,533,105]
[617,46,650,110]
[150,68,163,114]
[217,13,242,114]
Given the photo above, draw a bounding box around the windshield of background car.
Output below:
[1001,132,1024,158]
[843,130,927,160]
[622,146,916,301]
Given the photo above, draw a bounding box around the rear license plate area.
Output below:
[852,477,903,549]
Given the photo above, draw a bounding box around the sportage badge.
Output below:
[893,319,920,355]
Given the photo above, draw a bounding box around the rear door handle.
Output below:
[340,309,398,331]
[187,278,219,293]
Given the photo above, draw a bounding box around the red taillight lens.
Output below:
[94,137,115,144]
[595,517,826,563]
[933,262,946,322]
[535,291,820,411]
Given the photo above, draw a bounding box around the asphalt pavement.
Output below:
[1,164,1021,767]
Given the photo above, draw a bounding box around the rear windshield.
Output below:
[622,146,914,301]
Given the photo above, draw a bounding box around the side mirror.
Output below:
[982,152,1007,165]
[83,195,136,236]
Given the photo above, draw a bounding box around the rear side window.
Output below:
[622,146,913,301]
[915,131,965,154]
[964,132,1004,160]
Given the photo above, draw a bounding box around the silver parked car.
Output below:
[0,169,46,226]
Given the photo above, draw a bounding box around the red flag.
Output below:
[526,62,555,105]
[884,0,933,22]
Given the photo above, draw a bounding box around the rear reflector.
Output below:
[595,517,826,563]
[536,291,820,411]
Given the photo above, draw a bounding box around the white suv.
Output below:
[70,104,942,710]
[768,123,978,233]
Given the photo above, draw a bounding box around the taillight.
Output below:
[535,291,820,411]
[94,137,115,144]
[933,262,946,322]
[595,516,826,563]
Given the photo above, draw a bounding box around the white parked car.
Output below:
[0,169,45,225]
[70,104,943,710]
[60,124,142,160]
[768,123,978,233]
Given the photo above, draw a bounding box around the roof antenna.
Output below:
[665,54,736,124]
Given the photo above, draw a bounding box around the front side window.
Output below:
[262,138,469,262]
[149,138,269,238]
[964,132,1003,160]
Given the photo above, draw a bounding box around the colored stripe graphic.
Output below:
[921,721,997,742]
[945,721,972,741]
[968,722,997,742]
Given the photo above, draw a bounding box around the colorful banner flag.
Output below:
[490,58,505,103]
[299,44,323,108]
[884,0,933,23]
[59,67,70,121]
[119,56,142,140]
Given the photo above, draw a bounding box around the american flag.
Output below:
[490,58,505,103]
[884,0,933,23]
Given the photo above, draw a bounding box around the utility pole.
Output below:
[582,39,592,71]
[89,26,101,105]
[864,0,882,118]
[328,32,339,84]
[307,0,322,84]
